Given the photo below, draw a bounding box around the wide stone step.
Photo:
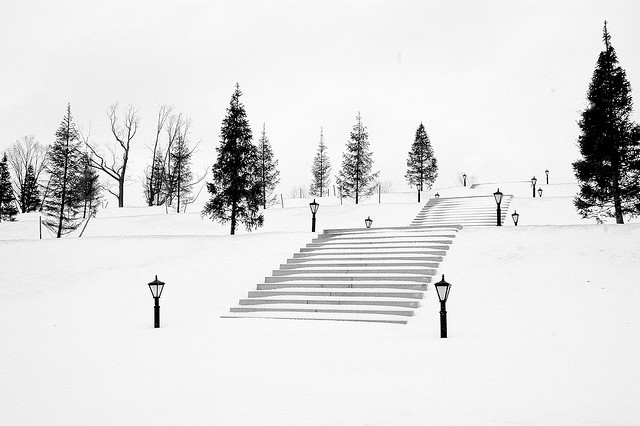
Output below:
[315,233,457,242]
[288,255,444,262]
[271,267,436,276]
[299,244,449,252]
[221,312,409,325]
[280,261,440,268]
[238,297,420,308]
[264,274,431,283]
[229,305,415,317]
[322,225,462,234]
[247,289,425,299]
[293,250,448,257]
[257,282,428,290]
[306,239,454,246]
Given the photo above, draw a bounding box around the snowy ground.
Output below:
[1,186,639,425]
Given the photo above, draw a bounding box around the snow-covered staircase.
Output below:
[412,194,513,227]
[222,193,513,324]
[221,225,461,324]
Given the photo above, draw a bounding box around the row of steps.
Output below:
[411,194,513,227]
[221,225,462,324]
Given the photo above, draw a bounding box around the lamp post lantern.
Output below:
[531,176,537,198]
[148,275,165,329]
[434,275,452,338]
[365,216,373,229]
[309,199,319,232]
[493,188,503,226]
[417,182,423,203]
[511,210,520,226]
[545,169,549,185]
[434,193,440,198]
[538,187,543,197]
[462,173,467,187]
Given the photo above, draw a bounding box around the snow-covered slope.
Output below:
[1,187,638,425]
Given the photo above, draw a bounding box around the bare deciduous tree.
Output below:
[84,103,140,207]
[6,135,49,212]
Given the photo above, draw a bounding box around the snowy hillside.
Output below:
[1,185,639,425]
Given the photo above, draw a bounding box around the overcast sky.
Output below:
[2,0,639,204]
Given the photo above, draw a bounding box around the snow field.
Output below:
[1,187,639,424]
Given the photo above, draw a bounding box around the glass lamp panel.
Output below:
[493,190,503,205]
[309,200,319,214]
[511,212,519,225]
[531,177,537,185]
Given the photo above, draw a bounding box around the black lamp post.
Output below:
[417,182,423,203]
[434,275,452,338]
[493,188,503,226]
[531,176,537,198]
[462,173,467,187]
[365,216,373,229]
[148,275,165,329]
[435,193,440,198]
[538,187,543,197]
[545,169,549,185]
[511,210,520,226]
[309,199,319,232]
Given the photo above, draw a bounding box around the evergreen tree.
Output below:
[0,153,18,222]
[43,104,84,237]
[309,126,331,197]
[336,112,379,204]
[169,133,193,213]
[202,84,264,234]
[573,22,640,223]
[256,123,280,209]
[21,164,41,212]
[405,122,438,190]
[143,146,166,206]
[77,152,101,218]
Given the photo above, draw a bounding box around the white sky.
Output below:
[2,0,639,203]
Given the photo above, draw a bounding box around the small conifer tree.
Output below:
[573,22,640,223]
[336,112,379,204]
[43,104,84,237]
[202,84,263,234]
[405,122,438,191]
[309,127,331,197]
[0,153,18,222]
[21,164,41,212]
[256,123,280,209]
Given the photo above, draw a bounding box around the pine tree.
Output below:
[405,122,438,190]
[0,153,18,222]
[170,133,193,213]
[21,164,41,212]
[573,22,640,223]
[43,104,84,237]
[336,112,379,204]
[309,127,331,197]
[144,146,166,206]
[202,84,264,234]
[256,123,280,209]
[77,152,101,218]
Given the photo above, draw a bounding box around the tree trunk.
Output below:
[230,200,237,235]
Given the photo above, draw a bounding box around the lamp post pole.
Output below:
[154,296,160,328]
[148,276,165,329]
[531,176,537,198]
[463,173,467,187]
[494,188,503,226]
[434,275,452,338]
[417,182,422,203]
[309,199,319,232]
[545,169,549,185]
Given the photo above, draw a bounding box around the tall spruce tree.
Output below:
[77,152,101,218]
[169,133,193,213]
[406,122,438,190]
[256,123,280,209]
[573,22,640,223]
[336,112,379,204]
[43,104,84,237]
[310,126,331,197]
[0,153,18,222]
[202,84,263,234]
[21,164,41,212]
